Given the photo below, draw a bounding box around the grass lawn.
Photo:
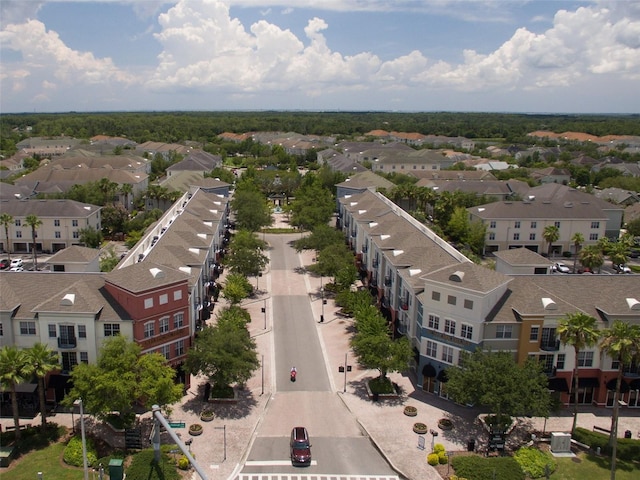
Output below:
[6,441,84,480]
[551,452,640,480]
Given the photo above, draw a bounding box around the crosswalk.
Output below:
[237,474,400,480]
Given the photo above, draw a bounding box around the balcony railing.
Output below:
[372,259,379,268]
[362,243,368,253]
[401,301,409,311]
[384,275,392,287]
[58,337,77,349]
[540,340,560,351]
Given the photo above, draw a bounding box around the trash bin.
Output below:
[372,392,379,402]
[624,430,632,439]
[109,458,124,480]
[467,438,475,451]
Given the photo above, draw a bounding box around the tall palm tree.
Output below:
[0,213,13,261]
[0,346,29,440]
[25,214,42,271]
[579,245,604,273]
[571,232,584,273]
[599,320,640,480]
[120,183,133,211]
[24,343,59,430]
[543,224,560,257]
[557,312,600,435]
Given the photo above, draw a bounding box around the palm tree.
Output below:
[571,232,584,273]
[120,183,133,211]
[599,320,640,480]
[579,245,604,273]
[25,214,42,271]
[24,343,59,430]
[0,346,30,440]
[0,213,13,261]
[557,312,600,435]
[543,224,560,257]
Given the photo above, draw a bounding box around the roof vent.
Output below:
[393,249,404,257]
[542,297,557,310]
[449,271,464,282]
[369,222,378,228]
[358,210,367,214]
[60,293,75,306]
[149,268,165,279]
[380,234,391,241]
[626,298,640,310]
[409,268,422,276]
[564,202,573,208]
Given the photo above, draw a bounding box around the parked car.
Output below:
[552,262,570,273]
[290,426,311,466]
[613,263,632,274]
[0,259,9,270]
[10,258,23,268]
[9,266,24,272]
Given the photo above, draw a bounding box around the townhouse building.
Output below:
[338,189,640,411]
[368,148,457,174]
[0,199,102,254]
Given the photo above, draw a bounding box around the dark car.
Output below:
[290,426,311,466]
[0,259,9,270]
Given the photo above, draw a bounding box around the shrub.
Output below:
[438,451,448,464]
[63,435,98,468]
[369,376,395,394]
[573,427,640,462]
[513,446,557,478]
[427,453,439,466]
[178,455,190,470]
[126,449,181,480]
[433,443,445,454]
[452,455,525,480]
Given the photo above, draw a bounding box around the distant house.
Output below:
[335,171,395,205]
[15,137,82,158]
[530,167,571,185]
[369,148,455,173]
[593,187,640,206]
[408,169,496,181]
[493,248,552,275]
[166,151,222,177]
[46,245,102,273]
[416,179,529,201]
[136,141,192,159]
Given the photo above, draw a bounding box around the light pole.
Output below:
[262,299,267,330]
[320,287,325,323]
[261,354,264,395]
[74,399,89,480]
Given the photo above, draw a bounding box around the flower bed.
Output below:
[413,422,428,434]
[200,411,214,422]
[438,418,453,430]
[189,424,203,436]
[404,406,418,417]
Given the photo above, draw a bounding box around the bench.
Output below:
[593,425,610,434]
[4,423,31,432]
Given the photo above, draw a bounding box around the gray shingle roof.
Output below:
[0,198,101,218]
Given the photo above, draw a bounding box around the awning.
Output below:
[0,382,37,394]
[422,363,436,378]
[437,369,449,383]
[548,377,570,392]
[606,378,630,393]
[628,378,640,390]
[578,377,600,388]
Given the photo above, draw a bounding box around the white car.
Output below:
[553,262,570,273]
[10,258,23,268]
[9,266,24,272]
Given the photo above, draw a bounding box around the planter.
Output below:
[413,422,428,435]
[189,424,203,436]
[438,418,453,430]
[207,386,239,404]
[200,411,214,422]
[365,379,400,401]
[403,406,418,417]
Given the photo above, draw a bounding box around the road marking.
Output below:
[244,460,318,466]
[237,474,399,480]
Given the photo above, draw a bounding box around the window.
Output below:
[514,221,520,229]
[464,299,473,310]
[20,321,36,335]
[441,346,453,363]
[489,232,495,240]
[80,352,89,364]
[591,221,600,229]
[530,221,537,228]
[461,324,473,340]
[16,231,22,238]
[554,221,561,228]
[513,233,520,240]
[496,325,513,339]
[490,221,496,229]
[431,291,440,301]
[175,339,185,356]
[447,295,456,306]
[61,352,77,371]
[72,219,78,227]
[144,297,154,309]
[428,314,440,330]
[444,319,456,335]
[157,293,169,305]
[161,345,171,360]
[0,323,3,336]
[54,219,60,226]
[159,316,169,333]
[612,359,620,370]
[73,231,79,239]
[144,322,155,338]
[589,233,599,241]
[174,312,184,328]
[556,354,565,370]
[529,233,536,240]
[173,290,183,301]
[15,219,21,226]
[104,323,120,336]
[48,324,57,338]
[78,325,86,339]
[530,327,539,341]
[426,341,437,358]
[55,231,61,238]
[577,351,594,367]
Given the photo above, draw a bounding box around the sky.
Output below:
[1,0,639,114]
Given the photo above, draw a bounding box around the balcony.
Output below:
[372,259,379,268]
[401,301,409,311]
[58,337,77,349]
[362,243,368,253]
[540,339,560,351]
[384,275,392,287]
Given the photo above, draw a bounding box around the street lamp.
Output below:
[320,287,325,323]
[73,399,89,480]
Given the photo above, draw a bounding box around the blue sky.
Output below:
[1,1,639,114]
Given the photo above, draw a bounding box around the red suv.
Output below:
[290,426,311,466]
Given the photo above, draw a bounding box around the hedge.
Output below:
[451,455,525,480]
[573,427,640,462]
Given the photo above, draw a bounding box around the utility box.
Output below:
[550,432,571,453]
[108,458,124,480]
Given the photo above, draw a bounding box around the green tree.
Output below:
[225,229,269,280]
[185,307,260,389]
[447,349,552,424]
[579,244,604,272]
[100,245,120,272]
[599,320,640,479]
[466,218,487,256]
[571,232,585,273]
[65,336,183,423]
[25,214,42,271]
[607,240,629,267]
[543,225,560,257]
[312,243,357,287]
[446,206,470,244]
[79,226,103,248]
[557,312,600,435]
[292,224,344,254]
[231,187,272,232]
[626,217,640,237]
[0,346,30,439]
[0,213,13,261]
[221,272,254,305]
[289,181,335,231]
[23,343,59,430]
